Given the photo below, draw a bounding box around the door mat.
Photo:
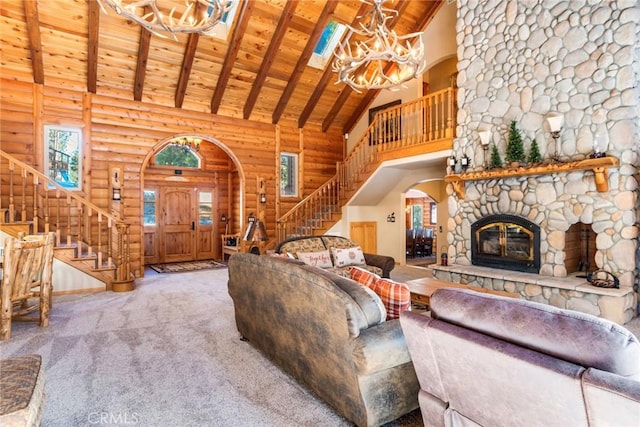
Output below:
[149,260,227,273]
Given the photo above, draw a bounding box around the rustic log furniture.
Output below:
[0,232,55,340]
[0,354,46,426]
[221,233,241,261]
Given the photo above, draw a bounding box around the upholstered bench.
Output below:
[0,354,45,427]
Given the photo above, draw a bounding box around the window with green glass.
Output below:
[154,145,200,168]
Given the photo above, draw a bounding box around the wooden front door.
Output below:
[162,187,196,263]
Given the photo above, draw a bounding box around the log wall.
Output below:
[0,79,343,277]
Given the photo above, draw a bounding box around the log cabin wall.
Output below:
[1,78,343,277]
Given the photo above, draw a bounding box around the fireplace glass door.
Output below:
[477,223,534,260]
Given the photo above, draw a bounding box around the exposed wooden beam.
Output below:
[133,25,152,102]
[87,0,100,93]
[243,0,299,120]
[175,33,200,108]
[298,1,370,129]
[23,0,44,84]
[211,0,256,114]
[272,0,339,125]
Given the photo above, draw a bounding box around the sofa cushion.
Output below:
[331,246,366,268]
[370,278,411,320]
[297,250,333,268]
[350,266,379,287]
[430,288,640,379]
[278,237,326,256]
[321,235,358,250]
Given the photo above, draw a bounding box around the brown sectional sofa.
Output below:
[400,288,640,427]
[228,253,418,427]
[274,235,395,278]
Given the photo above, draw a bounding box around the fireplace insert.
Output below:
[471,214,540,273]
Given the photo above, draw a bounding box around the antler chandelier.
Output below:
[333,0,425,92]
[97,0,233,39]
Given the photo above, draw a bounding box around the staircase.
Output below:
[276,87,456,242]
[0,151,134,291]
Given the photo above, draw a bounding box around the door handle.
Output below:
[192,221,195,230]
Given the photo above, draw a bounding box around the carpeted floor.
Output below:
[149,259,226,273]
[0,266,424,427]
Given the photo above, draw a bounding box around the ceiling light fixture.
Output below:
[171,136,202,151]
[332,0,425,93]
[97,0,233,39]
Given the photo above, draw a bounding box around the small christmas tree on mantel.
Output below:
[528,139,542,165]
[506,120,526,166]
[489,143,503,169]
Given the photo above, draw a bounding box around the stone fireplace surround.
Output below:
[437,0,639,325]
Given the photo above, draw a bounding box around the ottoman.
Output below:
[0,354,45,427]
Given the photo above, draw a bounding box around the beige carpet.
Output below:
[1,267,423,427]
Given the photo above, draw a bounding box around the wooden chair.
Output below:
[406,229,415,258]
[1,232,55,340]
[221,233,241,261]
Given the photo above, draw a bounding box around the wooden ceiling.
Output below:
[1,0,443,133]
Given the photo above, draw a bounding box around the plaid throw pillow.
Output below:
[370,278,411,320]
[350,266,379,287]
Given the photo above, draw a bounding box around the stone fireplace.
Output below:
[431,0,639,325]
[471,214,540,273]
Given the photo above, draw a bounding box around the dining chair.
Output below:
[0,232,55,340]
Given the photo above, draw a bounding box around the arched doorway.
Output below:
[404,179,446,267]
[139,135,245,268]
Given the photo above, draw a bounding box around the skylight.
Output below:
[308,20,347,70]
[204,1,240,40]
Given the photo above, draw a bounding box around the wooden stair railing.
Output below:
[0,150,134,291]
[277,88,456,242]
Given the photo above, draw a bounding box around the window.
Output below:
[430,203,437,224]
[154,144,201,168]
[280,152,298,197]
[308,20,346,70]
[204,1,240,40]
[44,125,82,190]
[411,205,423,229]
[143,190,157,226]
[199,191,213,225]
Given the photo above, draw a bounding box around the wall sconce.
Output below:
[259,192,267,204]
[546,113,564,161]
[478,129,491,168]
[459,154,470,171]
[220,214,227,223]
[248,213,256,223]
[448,154,457,170]
[112,169,121,201]
[590,131,607,158]
[387,212,396,223]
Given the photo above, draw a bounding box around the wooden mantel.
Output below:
[445,156,620,198]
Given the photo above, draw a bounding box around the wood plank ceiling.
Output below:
[1,0,443,133]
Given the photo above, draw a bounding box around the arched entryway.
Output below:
[139,135,245,269]
[404,179,446,267]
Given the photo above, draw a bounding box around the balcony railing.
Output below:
[277,87,456,242]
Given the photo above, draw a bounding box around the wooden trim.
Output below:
[87,0,100,93]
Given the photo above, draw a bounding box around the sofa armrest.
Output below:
[350,319,412,375]
[583,368,640,426]
[363,253,395,278]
